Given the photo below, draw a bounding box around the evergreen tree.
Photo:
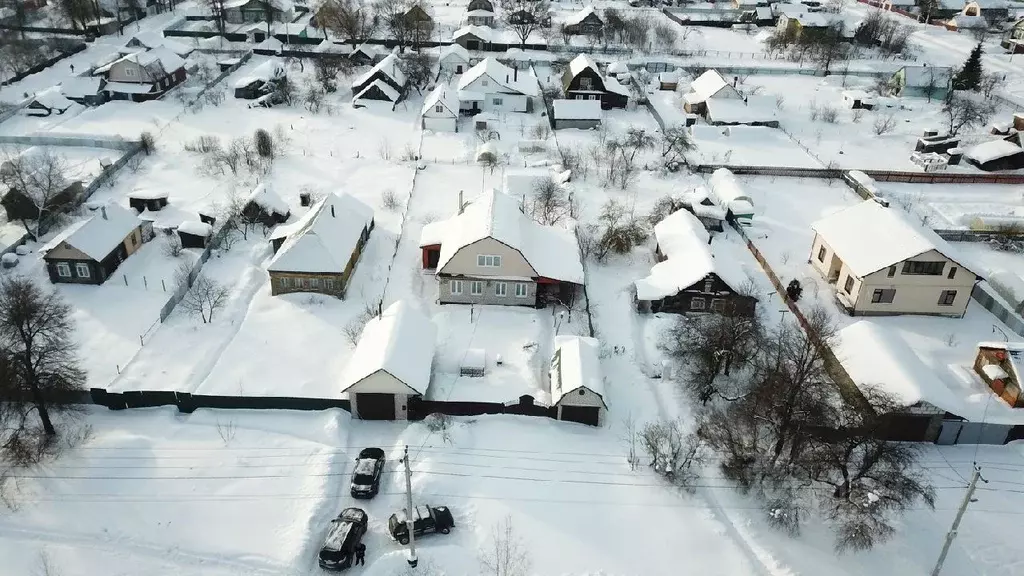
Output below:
[953,42,984,91]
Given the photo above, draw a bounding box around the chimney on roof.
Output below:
[733,76,738,87]
[331,204,335,218]
[101,206,107,220]
[458,190,464,214]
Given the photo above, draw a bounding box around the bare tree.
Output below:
[0,148,73,240]
[479,516,530,576]
[872,113,896,136]
[593,199,648,261]
[943,91,995,136]
[205,0,228,36]
[638,420,706,491]
[398,52,433,94]
[176,266,230,324]
[527,179,569,226]
[316,0,378,45]
[312,55,351,93]
[660,125,695,170]
[0,277,85,441]
[376,0,432,52]
[500,0,549,48]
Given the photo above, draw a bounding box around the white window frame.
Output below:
[495,282,507,297]
[309,277,320,289]
[75,263,91,278]
[56,262,71,278]
[450,280,464,295]
[470,281,483,295]
[690,297,705,311]
[515,283,528,298]
[280,276,291,288]
[435,104,444,113]
[492,97,503,106]
[477,254,501,267]
[325,278,335,291]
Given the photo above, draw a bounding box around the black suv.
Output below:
[350,447,386,498]
[318,507,368,570]
[388,505,455,545]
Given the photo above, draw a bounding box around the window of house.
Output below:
[451,280,463,295]
[948,266,957,279]
[871,288,895,304]
[456,65,463,73]
[938,290,957,306]
[817,246,826,262]
[887,265,896,278]
[470,281,483,295]
[492,97,503,106]
[711,299,726,312]
[690,297,706,311]
[75,263,90,278]
[515,283,528,297]
[125,67,137,77]
[295,278,306,288]
[495,282,507,297]
[325,279,335,291]
[703,279,713,293]
[280,277,291,288]
[309,277,320,289]
[130,234,137,247]
[902,261,944,276]
[435,104,444,113]
[580,77,593,89]
[477,255,501,267]
[56,262,71,277]
[843,276,854,293]
[481,79,489,86]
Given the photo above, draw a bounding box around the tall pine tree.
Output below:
[953,42,983,91]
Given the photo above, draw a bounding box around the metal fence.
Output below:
[971,283,1024,338]
[0,134,138,151]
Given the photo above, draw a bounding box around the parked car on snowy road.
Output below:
[388,505,455,545]
[350,447,386,498]
[318,507,368,570]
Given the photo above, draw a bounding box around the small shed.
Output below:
[842,89,875,110]
[659,70,680,91]
[549,336,608,426]
[421,84,459,132]
[461,348,486,377]
[243,182,290,227]
[341,300,437,420]
[128,189,169,213]
[916,134,960,154]
[25,88,74,117]
[177,220,213,249]
[965,140,1024,171]
[709,168,754,225]
[552,99,602,130]
[60,76,106,106]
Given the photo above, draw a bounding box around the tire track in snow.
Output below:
[0,524,299,575]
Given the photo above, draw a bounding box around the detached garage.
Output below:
[549,336,607,426]
[341,300,437,420]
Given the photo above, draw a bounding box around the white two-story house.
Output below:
[809,200,981,317]
[418,188,583,307]
[456,57,538,115]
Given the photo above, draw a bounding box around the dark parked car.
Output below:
[350,447,386,498]
[318,507,368,571]
[388,505,455,545]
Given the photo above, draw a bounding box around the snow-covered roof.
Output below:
[458,57,538,96]
[177,220,212,236]
[847,169,879,195]
[466,8,494,16]
[565,5,600,26]
[553,99,602,120]
[30,88,74,111]
[835,320,959,411]
[951,13,988,27]
[134,46,186,74]
[340,300,437,396]
[634,208,750,301]
[352,42,388,58]
[568,53,600,78]
[607,61,628,74]
[682,187,726,220]
[246,182,289,217]
[42,204,139,262]
[427,188,584,284]
[686,69,737,103]
[60,76,103,98]
[604,74,629,96]
[352,53,407,91]
[422,84,458,117]
[234,60,285,89]
[708,168,753,213]
[939,0,1007,9]
[254,37,284,52]
[965,139,1023,164]
[551,335,606,406]
[127,31,192,57]
[439,42,470,63]
[811,200,975,278]
[899,65,952,88]
[267,193,373,274]
[453,24,494,42]
[354,78,401,102]
[103,82,156,94]
[782,11,828,26]
[705,95,777,124]
[314,40,353,54]
[128,189,169,200]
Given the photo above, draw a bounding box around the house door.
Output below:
[356,393,396,420]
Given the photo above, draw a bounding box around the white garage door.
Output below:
[423,117,457,132]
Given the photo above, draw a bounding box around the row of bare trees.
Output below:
[657,305,935,551]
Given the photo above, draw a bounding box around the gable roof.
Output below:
[965,139,1024,164]
[267,192,373,274]
[233,59,285,89]
[352,53,407,91]
[60,76,103,98]
[42,204,139,262]
[439,42,470,63]
[634,208,751,301]
[565,5,600,26]
[354,78,401,102]
[246,182,289,217]
[426,188,584,284]
[453,24,494,42]
[458,57,538,96]
[340,300,437,395]
[132,47,186,75]
[551,335,607,407]
[30,87,74,112]
[688,69,735,102]
[568,53,600,78]
[811,200,977,279]
[421,83,458,117]
[126,31,193,57]
[708,168,753,212]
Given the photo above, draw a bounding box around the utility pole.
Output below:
[931,466,985,576]
[403,445,418,568]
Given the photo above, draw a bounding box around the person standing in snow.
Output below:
[354,542,366,566]
[70,64,75,73]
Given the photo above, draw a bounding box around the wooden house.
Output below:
[560,54,628,110]
[41,204,143,285]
